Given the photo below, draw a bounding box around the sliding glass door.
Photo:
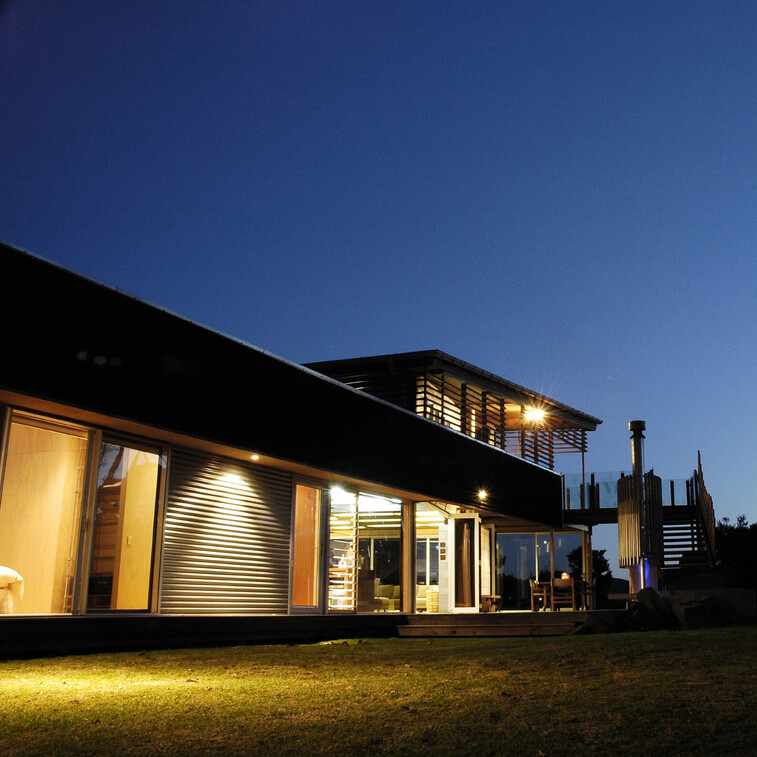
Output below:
[326,489,403,613]
[496,532,583,610]
[0,411,164,614]
[0,415,88,613]
[86,440,163,610]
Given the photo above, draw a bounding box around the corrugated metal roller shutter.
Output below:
[161,448,292,614]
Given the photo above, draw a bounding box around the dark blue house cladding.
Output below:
[0,241,563,527]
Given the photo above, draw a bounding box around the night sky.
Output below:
[2,2,756,569]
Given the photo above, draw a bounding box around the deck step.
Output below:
[398,623,581,637]
[398,612,590,637]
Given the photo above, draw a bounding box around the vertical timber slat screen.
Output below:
[618,475,641,568]
[643,472,664,566]
[414,370,588,470]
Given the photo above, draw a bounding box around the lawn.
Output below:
[1,626,755,756]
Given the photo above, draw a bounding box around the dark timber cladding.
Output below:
[0,242,563,527]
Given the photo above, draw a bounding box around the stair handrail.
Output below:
[694,451,716,565]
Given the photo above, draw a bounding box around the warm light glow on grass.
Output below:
[0,630,754,755]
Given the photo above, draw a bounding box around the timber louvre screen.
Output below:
[161,448,292,614]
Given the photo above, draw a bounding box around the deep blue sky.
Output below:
[2,2,756,565]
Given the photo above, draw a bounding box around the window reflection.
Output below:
[496,533,539,610]
[496,532,585,610]
[87,442,163,610]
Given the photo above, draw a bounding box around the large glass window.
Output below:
[554,532,584,579]
[496,533,539,610]
[291,484,322,609]
[327,489,402,613]
[496,532,584,610]
[87,441,163,610]
[0,414,88,614]
[416,539,439,586]
[537,533,551,582]
[357,494,402,612]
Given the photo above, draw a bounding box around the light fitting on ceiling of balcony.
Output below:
[524,406,546,424]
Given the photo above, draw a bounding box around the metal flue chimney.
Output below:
[629,420,645,479]
[628,420,648,591]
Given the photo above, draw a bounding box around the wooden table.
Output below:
[481,594,501,612]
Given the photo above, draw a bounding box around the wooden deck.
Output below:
[0,611,617,659]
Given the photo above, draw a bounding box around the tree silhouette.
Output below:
[568,547,614,607]
[716,515,757,589]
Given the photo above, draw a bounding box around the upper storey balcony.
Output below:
[307,350,601,471]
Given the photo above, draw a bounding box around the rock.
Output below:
[631,587,680,629]
[676,596,744,628]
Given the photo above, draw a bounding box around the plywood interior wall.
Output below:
[0,421,86,613]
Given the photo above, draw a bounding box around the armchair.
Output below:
[551,577,576,611]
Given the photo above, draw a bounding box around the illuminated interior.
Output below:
[327,488,357,611]
[87,441,163,610]
[415,503,448,613]
[0,412,163,615]
[327,489,404,612]
[0,415,87,613]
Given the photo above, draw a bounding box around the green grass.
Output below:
[1,627,756,756]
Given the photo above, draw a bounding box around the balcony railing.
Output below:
[564,464,716,569]
[564,471,692,510]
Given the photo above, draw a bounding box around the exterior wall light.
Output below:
[524,406,546,424]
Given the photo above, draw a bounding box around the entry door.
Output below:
[453,515,479,612]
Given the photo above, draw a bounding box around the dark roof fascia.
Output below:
[307,350,602,430]
[0,242,564,528]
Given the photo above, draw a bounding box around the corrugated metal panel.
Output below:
[161,448,292,614]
